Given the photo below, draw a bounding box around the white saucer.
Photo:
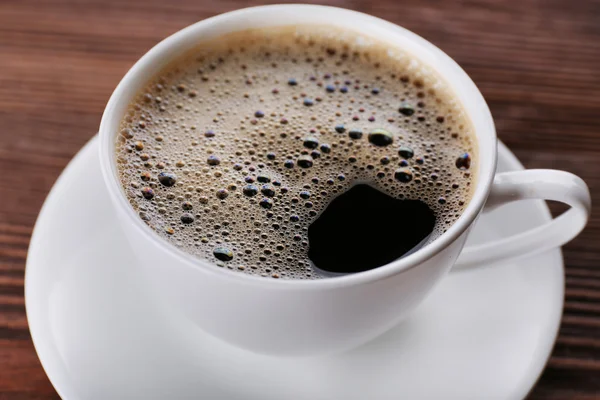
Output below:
[26,137,563,400]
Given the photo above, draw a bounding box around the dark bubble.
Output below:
[216,189,229,199]
[371,87,380,95]
[257,174,271,183]
[158,172,177,187]
[340,86,348,93]
[297,155,313,168]
[290,215,300,222]
[438,197,447,205]
[261,184,276,197]
[284,159,295,168]
[348,129,363,139]
[233,163,243,171]
[394,168,413,183]
[398,103,415,116]
[213,247,234,261]
[380,156,390,165]
[141,187,154,200]
[399,159,409,167]
[303,98,314,107]
[288,78,298,86]
[205,130,216,138]
[140,171,152,181]
[243,184,258,197]
[254,110,265,118]
[266,152,276,160]
[398,147,414,159]
[244,176,255,183]
[415,157,425,165]
[207,155,221,166]
[311,150,321,159]
[182,201,193,210]
[326,84,335,93]
[299,191,311,199]
[320,143,331,153]
[180,213,194,224]
[337,174,345,181]
[259,198,273,209]
[335,124,346,133]
[121,129,134,139]
[368,128,393,147]
[303,136,319,149]
[456,153,471,170]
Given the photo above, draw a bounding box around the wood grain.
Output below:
[1,0,599,398]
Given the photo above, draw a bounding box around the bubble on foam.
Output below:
[115,25,476,280]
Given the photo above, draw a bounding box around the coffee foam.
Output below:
[115,25,476,279]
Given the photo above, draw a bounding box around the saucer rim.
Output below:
[24,136,563,400]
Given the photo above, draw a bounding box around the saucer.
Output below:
[26,137,563,400]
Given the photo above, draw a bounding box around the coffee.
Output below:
[115,26,476,279]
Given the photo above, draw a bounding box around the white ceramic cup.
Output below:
[99,5,591,357]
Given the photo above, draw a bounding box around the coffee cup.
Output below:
[99,4,591,357]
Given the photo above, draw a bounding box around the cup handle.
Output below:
[453,169,591,271]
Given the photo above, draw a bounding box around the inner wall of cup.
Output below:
[101,5,495,267]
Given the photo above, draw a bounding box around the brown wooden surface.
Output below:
[1,0,599,398]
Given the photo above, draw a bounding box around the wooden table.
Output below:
[1,0,598,398]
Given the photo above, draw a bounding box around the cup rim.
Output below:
[99,4,497,289]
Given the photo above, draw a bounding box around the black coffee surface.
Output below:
[308,184,434,274]
[115,25,476,279]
